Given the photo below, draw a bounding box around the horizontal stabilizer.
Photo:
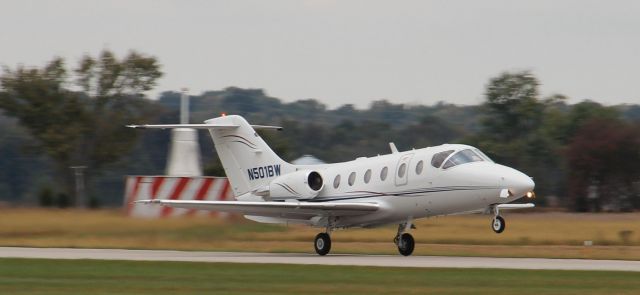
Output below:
[135,199,378,217]
[248,125,283,131]
[126,124,238,129]
[126,124,282,130]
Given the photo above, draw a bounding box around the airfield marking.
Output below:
[1,247,640,272]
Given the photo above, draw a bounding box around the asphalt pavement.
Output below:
[2,247,639,271]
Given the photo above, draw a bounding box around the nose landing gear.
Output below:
[490,205,506,234]
[491,215,505,233]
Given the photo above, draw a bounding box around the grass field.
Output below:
[1,209,640,259]
[1,258,639,295]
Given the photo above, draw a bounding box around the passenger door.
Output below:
[395,153,414,186]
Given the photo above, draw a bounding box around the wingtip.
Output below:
[134,199,161,204]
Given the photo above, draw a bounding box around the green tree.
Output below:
[472,71,567,202]
[0,50,162,205]
[482,71,544,141]
[73,50,162,171]
[0,58,87,200]
[475,71,548,166]
[564,100,619,140]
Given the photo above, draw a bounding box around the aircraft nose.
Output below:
[502,167,535,198]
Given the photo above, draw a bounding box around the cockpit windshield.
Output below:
[473,148,494,163]
[442,149,485,169]
[431,150,455,168]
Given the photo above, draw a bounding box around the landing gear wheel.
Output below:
[314,233,331,256]
[492,216,506,234]
[397,233,415,256]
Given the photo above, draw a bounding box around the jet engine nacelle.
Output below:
[268,170,324,200]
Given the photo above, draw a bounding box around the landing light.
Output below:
[526,191,536,198]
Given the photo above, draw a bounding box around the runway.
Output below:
[2,247,640,272]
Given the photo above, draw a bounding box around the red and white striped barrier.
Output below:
[124,176,234,218]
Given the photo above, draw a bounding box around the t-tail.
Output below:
[204,115,294,196]
[127,115,295,196]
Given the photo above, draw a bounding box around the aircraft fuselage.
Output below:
[238,143,534,228]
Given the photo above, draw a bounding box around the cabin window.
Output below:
[348,172,356,186]
[380,166,388,181]
[415,160,424,175]
[443,149,484,169]
[431,150,455,168]
[364,169,372,183]
[333,175,341,188]
[398,163,407,178]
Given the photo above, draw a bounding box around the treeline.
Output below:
[1,52,639,211]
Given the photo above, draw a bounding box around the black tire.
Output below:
[397,233,415,256]
[492,216,506,234]
[314,233,331,256]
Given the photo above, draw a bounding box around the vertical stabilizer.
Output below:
[205,115,294,196]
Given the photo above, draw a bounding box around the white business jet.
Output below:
[129,114,535,256]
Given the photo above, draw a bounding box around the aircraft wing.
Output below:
[135,199,379,217]
[496,203,535,210]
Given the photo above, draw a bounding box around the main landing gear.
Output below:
[314,232,331,256]
[394,220,416,256]
[314,219,334,256]
[314,218,418,256]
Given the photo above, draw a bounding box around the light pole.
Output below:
[70,166,87,208]
[180,88,189,124]
[166,88,202,176]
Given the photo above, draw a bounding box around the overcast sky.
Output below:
[1,0,638,108]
